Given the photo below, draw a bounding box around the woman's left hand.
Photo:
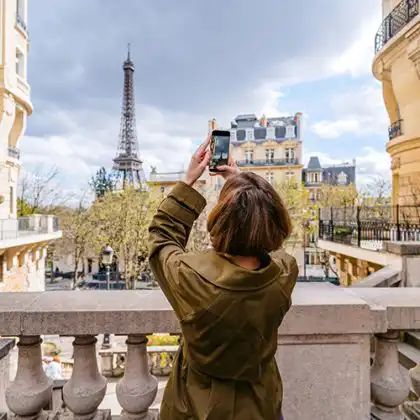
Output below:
[184,136,211,186]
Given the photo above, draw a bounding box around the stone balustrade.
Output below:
[0,285,419,419]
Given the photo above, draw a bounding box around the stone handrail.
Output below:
[0,284,419,419]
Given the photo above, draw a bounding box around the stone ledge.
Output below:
[351,288,420,330]
[0,283,383,337]
[350,266,401,288]
[384,241,420,256]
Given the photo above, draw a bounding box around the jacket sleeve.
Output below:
[148,181,207,316]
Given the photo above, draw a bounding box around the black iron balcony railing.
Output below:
[319,205,420,249]
[16,13,27,32]
[389,119,403,140]
[375,0,419,53]
[7,146,20,160]
[236,158,299,167]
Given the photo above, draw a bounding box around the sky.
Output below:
[22,0,389,196]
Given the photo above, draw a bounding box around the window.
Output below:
[337,171,348,186]
[245,150,253,164]
[286,172,294,182]
[286,125,296,138]
[265,148,275,163]
[17,0,25,17]
[266,172,275,185]
[16,0,27,27]
[285,148,295,163]
[9,187,13,215]
[230,131,237,142]
[246,130,254,141]
[314,173,319,183]
[16,50,24,78]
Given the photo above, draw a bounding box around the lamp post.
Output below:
[101,246,113,349]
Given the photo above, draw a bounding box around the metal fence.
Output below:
[319,205,420,250]
[375,0,419,53]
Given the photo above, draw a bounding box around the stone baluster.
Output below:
[401,362,420,419]
[116,334,158,420]
[63,336,108,420]
[6,336,53,419]
[371,331,410,419]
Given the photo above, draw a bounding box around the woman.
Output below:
[148,137,298,420]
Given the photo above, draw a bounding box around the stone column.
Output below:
[116,335,158,420]
[401,362,420,419]
[63,336,108,420]
[371,331,410,419]
[0,339,15,413]
[5,336,53,419]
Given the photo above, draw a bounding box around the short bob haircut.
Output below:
[207,172,292,257]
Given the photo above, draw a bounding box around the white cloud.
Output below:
[328,13,381,77]
[253,83,288,117]
[312,119,361,139]
[21,104,205,192]
[311,84,388,139]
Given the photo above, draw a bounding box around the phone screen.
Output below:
[209,132,230,171]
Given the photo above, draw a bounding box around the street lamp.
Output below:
[102,246,114,349]
[102,246,114,290]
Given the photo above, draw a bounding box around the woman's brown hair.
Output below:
[207,172,292,256]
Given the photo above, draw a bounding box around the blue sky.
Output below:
[21,0,388,196]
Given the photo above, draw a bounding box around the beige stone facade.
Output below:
[0,1,61,292]
[373,0,420,204]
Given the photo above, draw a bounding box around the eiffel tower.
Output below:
[113,45,146,190]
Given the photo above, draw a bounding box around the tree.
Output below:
[53,193,94,287]
[18,166,71,216]
[316,183,359,208]
[89,187,158,290]
[187,184,212,253]
[90,167,115,198]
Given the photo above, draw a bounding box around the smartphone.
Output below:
[209,130,231,172]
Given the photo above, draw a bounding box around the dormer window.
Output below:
[285,125,295,138]
[337,171,348,185]
[246,129,254,141]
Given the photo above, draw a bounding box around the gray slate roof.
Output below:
[303,157,356,186]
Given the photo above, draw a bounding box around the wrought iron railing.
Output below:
[236,158,299,167]
[375,0,419,53]
[16,13,27,32]
[7,146,20,160]
[319,205,420,249]
[388,119,403,140]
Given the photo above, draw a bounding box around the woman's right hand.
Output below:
[210,155,240,180]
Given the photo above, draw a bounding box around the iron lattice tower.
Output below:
[113,45,146,190]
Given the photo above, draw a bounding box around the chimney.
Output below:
[208,118,217,134]
[260,114,267,128]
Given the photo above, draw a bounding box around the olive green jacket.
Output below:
[148,181,298,420]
